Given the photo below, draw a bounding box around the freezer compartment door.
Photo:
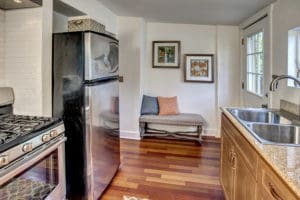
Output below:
[84,79,120,200]
[85,32,119,81]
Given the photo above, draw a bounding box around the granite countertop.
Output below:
[221,107,300,198]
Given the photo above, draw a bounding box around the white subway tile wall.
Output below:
[4,8,43,115]
[0,10,4,86]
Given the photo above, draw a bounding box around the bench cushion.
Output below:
[139,113,205,126]
[141,95,159,115]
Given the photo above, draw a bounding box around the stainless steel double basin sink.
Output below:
[228,108,300,146]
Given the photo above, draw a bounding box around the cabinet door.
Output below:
[233,151,257,200]
[220,129,235,200]
[257,160,298,200]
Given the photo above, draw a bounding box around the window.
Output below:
[246,31,264,96]
[288,28,300,87]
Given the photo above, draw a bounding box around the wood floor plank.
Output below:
[101,137,224,200]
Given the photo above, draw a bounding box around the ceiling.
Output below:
[54,0,86,17]
[98,0,276,25]
[0,0,42,10]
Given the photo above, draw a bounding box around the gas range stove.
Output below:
[0,115,60,144]
[0,114,64,169]
[0,114,63,152]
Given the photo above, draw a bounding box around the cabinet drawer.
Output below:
[257,159,298,200]
[221,114,258,176]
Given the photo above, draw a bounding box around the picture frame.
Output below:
[184,54,214,83]
[152,41,181,68]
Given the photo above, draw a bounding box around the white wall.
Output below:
[41,0,54,116]
[118,21,240,138]
[4,9,43,115]
[53,11,68,33]
[217,26,240,133]
[0,10,4,86]
[0,0,118,117]
[61,0,118,34]
[139,23,240,136]
[38,0,119,116]
[118,17,146,139]
[117,22,240,138]
[217,26,240,108]
[271,0,300,107]
[144,23,218,135]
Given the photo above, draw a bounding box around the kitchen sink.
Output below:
[229,109,291,124]
[227,108,300,146]
[247,123,300,146]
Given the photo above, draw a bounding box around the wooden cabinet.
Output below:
[220,113,298,200]
[233,150,256,200]
[220,120,256,200]
[257,159,298,200]
[220,130,235,200]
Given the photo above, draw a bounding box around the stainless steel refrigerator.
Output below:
[52,31,120,200]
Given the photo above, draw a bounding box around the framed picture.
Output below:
[152,41,181,68]
[184,54,214,83]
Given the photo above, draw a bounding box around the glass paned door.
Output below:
[242,17,271,108]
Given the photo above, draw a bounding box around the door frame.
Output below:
[240,6,273,108]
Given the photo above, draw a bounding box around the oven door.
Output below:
[0,137,66,200]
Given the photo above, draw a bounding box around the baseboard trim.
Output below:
[120,130,141,140]
[203,128,220,138]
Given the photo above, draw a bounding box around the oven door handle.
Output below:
[0,137,67,185]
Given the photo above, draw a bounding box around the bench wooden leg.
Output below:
[140,121,203,144]
[197,125,203,144]
[140,122,146,138]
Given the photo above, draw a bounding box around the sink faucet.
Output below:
[269,75,300,91]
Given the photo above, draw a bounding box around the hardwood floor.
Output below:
[101,137,225,200]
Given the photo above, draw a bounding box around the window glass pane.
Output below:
[256,53,263,74]
[246,31,264,96]
[247,54,263,74]
[247,37,254,54]
[287,28,300,87]
[247,74,253,92]
[297,32,300,79]
[257,74,263,96]
[255,32,263,53]
[247,32,263,55]
[247,55,254,73]
[247,74,263,96]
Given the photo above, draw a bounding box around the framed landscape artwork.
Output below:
[184,54,214,83]
[152,41,181,68]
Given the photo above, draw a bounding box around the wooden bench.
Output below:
[139,113,205,143]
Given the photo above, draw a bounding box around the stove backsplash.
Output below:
[0,8,43,116]
[280,99,300,117]
[0,10,4,87]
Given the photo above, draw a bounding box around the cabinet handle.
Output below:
[228,150,233,162]
[269,183,283,200]
[231,153,236,169]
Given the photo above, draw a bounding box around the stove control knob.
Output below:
[50,130,58,138]
[22,143,33,153]
[42,134,51,142]
[0,155,9,166]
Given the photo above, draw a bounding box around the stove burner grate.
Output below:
[0,114,59,145]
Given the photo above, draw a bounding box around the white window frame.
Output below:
[295,32,300,79]
[288,28,300,87]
